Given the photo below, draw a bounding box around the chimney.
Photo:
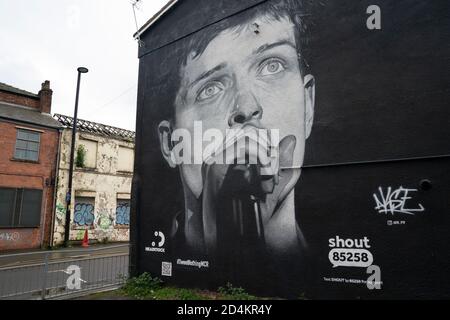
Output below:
[38,80,53,114]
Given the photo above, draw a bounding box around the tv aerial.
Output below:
[130,0,145,47]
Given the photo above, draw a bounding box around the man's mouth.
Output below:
[203,124,276,167]
[207,134,296,199]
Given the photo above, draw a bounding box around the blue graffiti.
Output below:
[116,202,130,225]
[74,203,95,226]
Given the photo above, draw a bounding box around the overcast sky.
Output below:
[0,0,169,131]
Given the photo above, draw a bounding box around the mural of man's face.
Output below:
[160,14,315,201]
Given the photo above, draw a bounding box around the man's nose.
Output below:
[228,92,263,126]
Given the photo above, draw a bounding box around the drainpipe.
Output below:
[39,184,48,248]
[49,128,62,247]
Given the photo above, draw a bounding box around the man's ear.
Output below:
[303,74,315,139]
[158,120,176,168]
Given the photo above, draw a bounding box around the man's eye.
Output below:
[197,82,223,101]
[259,59,286,76]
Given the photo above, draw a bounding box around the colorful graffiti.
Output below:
[76,230,85,240]
[97,212,113,230]
[56,203,66,221]
[116,201,130,225]
[74,202,95,226]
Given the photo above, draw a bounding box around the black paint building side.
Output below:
[131,0,450,298]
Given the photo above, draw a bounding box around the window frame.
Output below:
[117,146,134,173]
[14,128,41,162]
[73,196,96,228]
[115,199,131,227]
[77,138,98,170]
[0,187,43,228]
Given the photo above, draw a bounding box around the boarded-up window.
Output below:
[0,188,42,227]
[78,139,97,169]
[116,199,130,226]
[118,146,134,172]
[74,197,95,226]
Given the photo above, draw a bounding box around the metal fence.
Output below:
[0,245,129,300]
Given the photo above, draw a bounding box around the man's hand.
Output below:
[200,126,299,254]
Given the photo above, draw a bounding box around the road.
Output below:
[0,243,129,268]
[0,244,129,299]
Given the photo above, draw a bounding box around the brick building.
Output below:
[0,81,62,251]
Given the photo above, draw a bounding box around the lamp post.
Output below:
[64,67,89,247]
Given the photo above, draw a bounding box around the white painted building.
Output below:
[52,114,134,245]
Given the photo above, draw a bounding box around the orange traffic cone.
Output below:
[82,229,89,247]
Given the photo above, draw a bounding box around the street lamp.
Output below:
[64,67,89,247]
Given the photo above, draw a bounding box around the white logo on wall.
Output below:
[373,186,425,215]
[327,236,382,289]
[145,231,165,253]
[161,262,172,277]
[328,236,373,268]
[176,259,209,269]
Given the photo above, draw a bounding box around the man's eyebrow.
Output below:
[253,40,296,55]
[189,63,227,88]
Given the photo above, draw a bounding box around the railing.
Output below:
[0,245,129,300]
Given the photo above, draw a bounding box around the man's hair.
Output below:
[184,0,312,77]
[153,0,312,124]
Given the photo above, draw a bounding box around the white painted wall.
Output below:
[52,129,134,245]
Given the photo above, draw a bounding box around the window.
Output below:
[118,146,134,172]
[78,139,97,169]
[14,129,41,161]
[0,188,42,227]
[74,197,95,226]
[116,200,130,226]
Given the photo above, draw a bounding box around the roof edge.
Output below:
[53,113,135,142]
[0,83,39,99]
[0,115,62,130]
[133,0,179,39]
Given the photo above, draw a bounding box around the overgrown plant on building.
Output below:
[75,145,86,168]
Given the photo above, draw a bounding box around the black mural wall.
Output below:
[132,0,450,299]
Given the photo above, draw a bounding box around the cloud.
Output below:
[0,0,169,130]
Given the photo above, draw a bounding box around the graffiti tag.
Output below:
[116,202,130,225]
[373,186,425,215]
[76,230,85,240]
[0,232,20,241]
[97,213,113,230]
[55,203,66,222]
[56,203,66,217]
[74,203,95,226]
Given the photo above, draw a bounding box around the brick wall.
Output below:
[0,80,52,113]
[0,120,60,250]
[0,90,40,110]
